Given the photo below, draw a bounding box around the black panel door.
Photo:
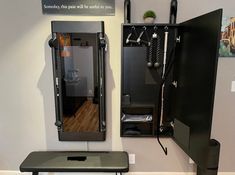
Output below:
[171,9,222,168]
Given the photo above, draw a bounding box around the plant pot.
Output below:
[144,17,155,23]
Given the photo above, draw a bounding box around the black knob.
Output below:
[55,121,62,127]
[48,38,57,48]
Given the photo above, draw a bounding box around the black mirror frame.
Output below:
[49,21,106,141]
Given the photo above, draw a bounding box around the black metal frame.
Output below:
[49,21,106,141]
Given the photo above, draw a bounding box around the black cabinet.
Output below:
[121,24,178,137]
[121,9,222,170]
[120,0,224,172]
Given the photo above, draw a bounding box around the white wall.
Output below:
[0,0,234,173]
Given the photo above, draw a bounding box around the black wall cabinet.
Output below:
[121,8,222,170]
[121,24,177,137]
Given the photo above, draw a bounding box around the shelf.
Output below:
[121,113,153,123]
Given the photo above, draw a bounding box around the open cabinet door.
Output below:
[171,9,222,168]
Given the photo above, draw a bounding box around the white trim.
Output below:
[126,173,195,175]
[0,171,234,175]
[126,173,235,175]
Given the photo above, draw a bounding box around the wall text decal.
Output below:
[42,0,115,16]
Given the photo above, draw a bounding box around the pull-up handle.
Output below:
[124,0,131,23]
[137,29,145,44]
[169,0,178,24]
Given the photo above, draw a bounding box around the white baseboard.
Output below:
[0,171,234,175]
[127,173,235,175]
[127,173,196,175]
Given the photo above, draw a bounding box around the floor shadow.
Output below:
[38,35,60,149]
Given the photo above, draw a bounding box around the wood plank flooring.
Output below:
[63,100,99,132]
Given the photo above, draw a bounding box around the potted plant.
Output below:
[143,10,156,23]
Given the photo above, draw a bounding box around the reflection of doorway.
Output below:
[63,99,99,132]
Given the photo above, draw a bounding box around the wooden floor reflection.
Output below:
[63,100,99,132]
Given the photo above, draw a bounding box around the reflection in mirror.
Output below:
[57,33,99,133]
[50,21,106,141]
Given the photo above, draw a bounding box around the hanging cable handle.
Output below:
[144,27,151,46]
[137,26,145,44]
[137,26,151,46]
[154,26,161,68]
[162,26,169,78]
[126,26,138,44]
[155,26,169,156]
[147,26,158,68]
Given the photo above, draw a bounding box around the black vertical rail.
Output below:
[99,25,106,132]
[48,35,62,131]
[124,0,131,23]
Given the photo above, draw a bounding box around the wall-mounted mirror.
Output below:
[49,21,106,141]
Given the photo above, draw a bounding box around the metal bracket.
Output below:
[172,81,178,88]
[99,37,106,48]
[124,0,131,23]
[101,121,106,132]
[55,121,62,127]
[176,36,181,43]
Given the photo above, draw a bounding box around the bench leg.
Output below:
[32,172,38,175]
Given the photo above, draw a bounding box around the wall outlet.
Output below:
[231,81,235,92]
[129,154,135,164]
